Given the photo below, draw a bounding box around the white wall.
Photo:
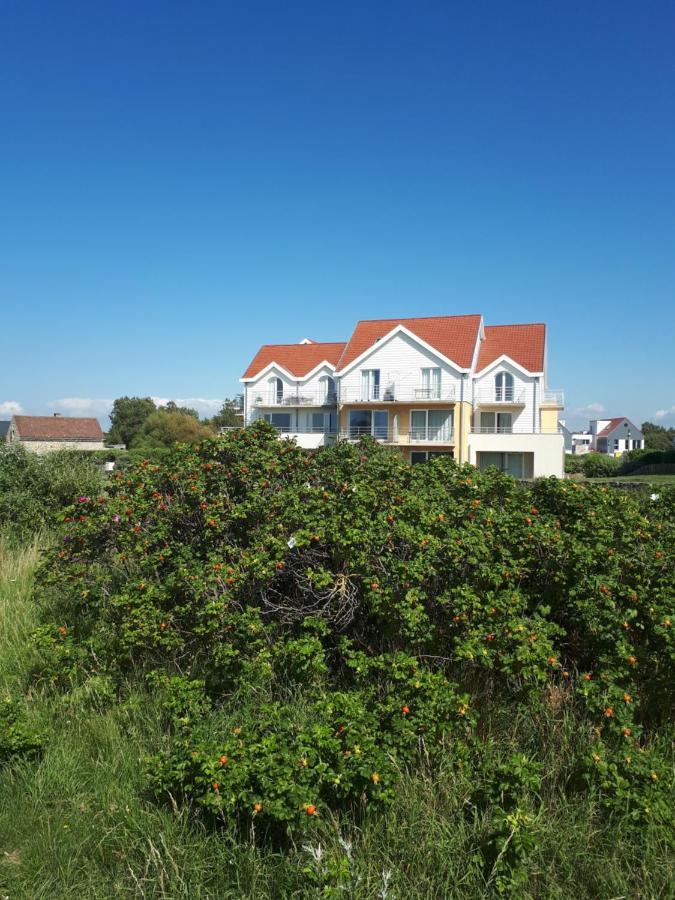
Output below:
[472,362,542,433]
[244,364,337,424]
[336,331,464,400]
[468,432,564,478]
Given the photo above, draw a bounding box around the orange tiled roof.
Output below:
[476,324,546,373]
[596,417,631,438]
[336,315,482,371]
[242,342,346,379]
[12,415,104,441]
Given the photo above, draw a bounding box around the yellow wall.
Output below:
[453,400,473,463]
[540,407,559,433]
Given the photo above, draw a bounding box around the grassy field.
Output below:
[579,474,675,485]
[1,535,673,899]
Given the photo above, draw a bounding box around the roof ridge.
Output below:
[353,313,482,324]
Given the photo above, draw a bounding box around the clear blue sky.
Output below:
[1,0,673,429]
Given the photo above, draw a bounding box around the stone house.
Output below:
[6,414,105,453]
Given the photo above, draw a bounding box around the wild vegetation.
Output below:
[1,424,673,898]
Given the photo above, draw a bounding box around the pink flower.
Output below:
[78,496,89,503]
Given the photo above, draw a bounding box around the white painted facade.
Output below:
[242,321,565,478]
[337,331,464,403]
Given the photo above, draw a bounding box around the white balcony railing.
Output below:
[339,385,456,403]
[471,426,563,435]
[252,391,337,408]
[541,389,565,406]
[474,388,526,405]
[339,427,455,444]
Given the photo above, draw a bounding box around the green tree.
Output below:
[641,421,675,452]
[107,397,156,447]
[161,400,200,419]
[131,409,214,450]
[208,399,243,429]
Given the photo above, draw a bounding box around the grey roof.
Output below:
[0,421,10,439]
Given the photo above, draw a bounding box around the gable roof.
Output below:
[242,342,346,380]
[11,415,104,441]
[476,324,546,374]
[336,315,482,372]
[596,417,641,439]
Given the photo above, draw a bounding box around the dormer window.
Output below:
[495,372,514,402]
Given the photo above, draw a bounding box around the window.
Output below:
[479,412,512,433]
[269,377,284,404]
[264,412,291,432]
[320,376,336,404]
[410,409,453,441]
[348,409,388,439]
[478,452,524,478]
[312,413,325,432]
[495,372,514,401]
[420,367,441,399]
[411,450,453,464]
[361,369,380,400]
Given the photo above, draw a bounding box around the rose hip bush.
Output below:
[33,423,674,836]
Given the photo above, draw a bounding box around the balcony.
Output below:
[339,426,455,445]
[541,389,565,407]
[471,426,562,435]
[474,387,526,407]
[339,384,456,404]
[252,391,337,408]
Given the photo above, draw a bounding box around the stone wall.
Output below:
[18,440,106,455]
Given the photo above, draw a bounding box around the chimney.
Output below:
[53,412,61,417]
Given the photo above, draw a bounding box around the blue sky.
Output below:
[1,0,673,429]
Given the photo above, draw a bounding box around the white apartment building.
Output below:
[241,315,565,478]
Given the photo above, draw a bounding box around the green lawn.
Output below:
[584,474,675,484]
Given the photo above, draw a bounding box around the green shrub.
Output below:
[0,446,105,541]
[565,454,584,474]
[619,448,675,476]
[32,424,674,836]
[581,452,620,478]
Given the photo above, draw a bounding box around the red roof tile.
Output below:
[596,417,630,438]
[336,315,482,371]
[12,415,104,441]
[476,324,545,373]
[242,342,346,379]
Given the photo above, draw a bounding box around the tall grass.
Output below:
[0,536,673,898]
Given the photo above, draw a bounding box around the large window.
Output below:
[411,450,454,464]
[478,452,524,478]
[263,412,292,432]
[420,367,441,399]
[349,409,388,439]
[495,372,514,401]
[361,369,380,400]
[479,411,512,433]
[410,409,453,441]
[311,412,337,433]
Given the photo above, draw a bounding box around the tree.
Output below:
[107,397,157,447]
[161,400,200,419]
[131,409,214,450]
[208,399,243,430]
[641,422,675,452]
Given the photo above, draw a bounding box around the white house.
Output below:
[588,418,644,455]
[241,315,565,478]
